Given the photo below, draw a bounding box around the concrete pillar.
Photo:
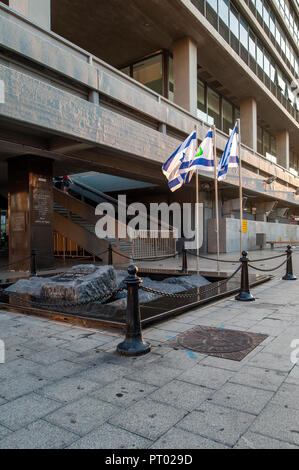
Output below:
[276,130,290,169]
[8,156,54,271]
[9,0,51,29]
[240,98,257,151]
[173,37,197,115]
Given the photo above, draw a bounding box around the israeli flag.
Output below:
[162,131,197,192]
[218,123,239,181]
[191,129,214,172]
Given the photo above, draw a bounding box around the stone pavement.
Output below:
[0,249,299,449]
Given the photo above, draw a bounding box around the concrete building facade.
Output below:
[0,0,298,265]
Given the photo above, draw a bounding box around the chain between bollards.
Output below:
[117,265,151,357]
[235,251,255,302]
[181,248,188,273]
[282,245,297,281]
[108,243,113,265]
[30,249,37,277]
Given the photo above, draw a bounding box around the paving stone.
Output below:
[76,363,132,384]
[0,425,11,440]
[0,374,48,401]
[143,328,180,342]
[178,402,256,447]
[109,398,186,441]
[247,352,294,373]
[24,336,69,351]
[149,380,213,411]
[153,349,204,371]
[45,396,119,436]
[209,382,274,415]
[29,360,85,381]
[60,337,111,354]
[91,378,157,407]
[157,321,194,333]
[230,366,287,392]
[0,393,62,431]
[68,423,151,449]
[0,420,77,449]
[126,363,181,387]
[178,364,233,390]
[0,358,42,380]
[250,403,299,445]
[37,376,99,403]
[23,347,77,365]
[271,383,299,410]
[150,427,228,449]
[234,431,299,449]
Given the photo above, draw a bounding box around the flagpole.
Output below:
[237,118,243,256]
[193,124,199,274]
[213,125,220,273]
[196,168,200,274]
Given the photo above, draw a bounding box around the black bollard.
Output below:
[30,249,37,277]
[181,248,188,273]
[235,251,255,301]
[108,243,113,265]
[117,266,151,357]
[282,245,296,281]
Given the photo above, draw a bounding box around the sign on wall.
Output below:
[242,220,247,234]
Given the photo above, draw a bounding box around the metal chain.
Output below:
[0,255,32,270]
[248,256,290,272]
[140,264,242,299]
[249,253,286,263]
[186,250,238,263]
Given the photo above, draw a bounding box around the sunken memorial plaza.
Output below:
[0,0,298,452]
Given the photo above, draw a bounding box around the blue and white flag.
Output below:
[191,129,214,172]
[162,131,197,192]
[217,123,239,181]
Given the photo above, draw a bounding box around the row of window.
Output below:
[121,52,278,160]
[290,149,299,173]
[274,0,299,46]
[246,0,298,78]
[191,0,299,122]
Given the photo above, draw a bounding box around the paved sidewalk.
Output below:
[0,250,299,448]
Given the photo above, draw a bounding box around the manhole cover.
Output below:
[166,326,268,361]
[177,326,253,354]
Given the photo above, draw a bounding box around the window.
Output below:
[222,98,233,135]
[133,55,163,95]
[207,87,221,129]
[197,79,206,113]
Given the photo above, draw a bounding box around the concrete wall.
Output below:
[208,218,299,253]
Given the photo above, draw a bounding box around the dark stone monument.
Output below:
[8,156,54,271]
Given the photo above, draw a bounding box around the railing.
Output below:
[130,230,177,260]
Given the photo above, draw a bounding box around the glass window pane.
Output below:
[219,0,229,25]
[133,54,163,94]
[197,79,205,112]
[207,0,218,11]
[207,87,221,129]
[240,17,248,49]
[230,4,239,38]
[222,98,233,134]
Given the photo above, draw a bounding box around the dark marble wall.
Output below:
[8,156,54,271]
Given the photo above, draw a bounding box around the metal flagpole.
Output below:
[196,168,200,274]
[213,125,220,273]
[195,124,200,274]
[237,118,243,256]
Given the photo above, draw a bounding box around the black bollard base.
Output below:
[117,339,151,357]
[282,273,297,281]
[235,292,255,301]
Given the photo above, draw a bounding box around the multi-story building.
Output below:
[0,0,298,269]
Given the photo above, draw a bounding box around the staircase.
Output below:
[53,181,177,262]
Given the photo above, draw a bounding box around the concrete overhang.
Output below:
[49,0,299,148]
